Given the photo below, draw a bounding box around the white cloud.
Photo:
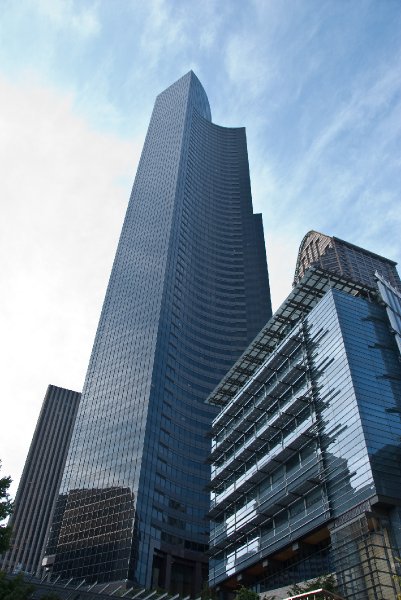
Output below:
[224,31,277,102]
[259,53,401,252]
[36,0,100,37]
[0,73,141,495]
[249,161,297,309]
[266,230,300,311]
[138,0,189,67]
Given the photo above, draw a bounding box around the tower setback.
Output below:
[44,72,272,596]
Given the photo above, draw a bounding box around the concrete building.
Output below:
[1,385,80,576]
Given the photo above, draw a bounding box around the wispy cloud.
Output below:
[138,0,189,68]
[36,0,100,37]
[279,54,401,220]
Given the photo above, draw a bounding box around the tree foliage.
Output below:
[200,583,216,600]
[0,461,13,553]
[235,586,259,600]
[0,572,35,600]
[0,573,63,600]
[288,574,337,595]
[392,556,401,599]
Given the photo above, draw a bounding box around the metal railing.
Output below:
[282,589,345,600]
[6,573,196,600]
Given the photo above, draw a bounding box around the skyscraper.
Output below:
[208,235,401,600]
[44,72,272,595]
[1,385,80,576]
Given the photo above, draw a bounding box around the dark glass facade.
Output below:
[1,385,80,576]
[45,72,271,595]
[208,259,401,599]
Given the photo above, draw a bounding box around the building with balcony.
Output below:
[208,237,401,600]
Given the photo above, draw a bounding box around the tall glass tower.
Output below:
[45,72,271,595]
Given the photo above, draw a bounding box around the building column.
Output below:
[164,554,173,592]
[194,561,203,597]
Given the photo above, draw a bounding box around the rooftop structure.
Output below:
[293,230,401,291]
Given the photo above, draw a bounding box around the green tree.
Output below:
[200,583,216,600]
[0,572,35,600]
[288,574,337,595]
[235,586,259,600]
[392,556,401,599]
[0,573,64,600]
[0,461,13,553]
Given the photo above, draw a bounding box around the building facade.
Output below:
[208,239,401,600]
[44,72,271,596]
[1,385,80,576]
[293,230,401,292]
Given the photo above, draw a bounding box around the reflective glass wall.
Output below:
[45,72,271,595]
[209,284,401,599]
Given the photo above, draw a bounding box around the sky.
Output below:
[1,0,400,496]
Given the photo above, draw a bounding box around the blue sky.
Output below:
[1,0,401,494]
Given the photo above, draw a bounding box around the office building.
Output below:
[293,230,401,291]
[1,385,80,576]
[208,237,401,600]
[44,72,272,596]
